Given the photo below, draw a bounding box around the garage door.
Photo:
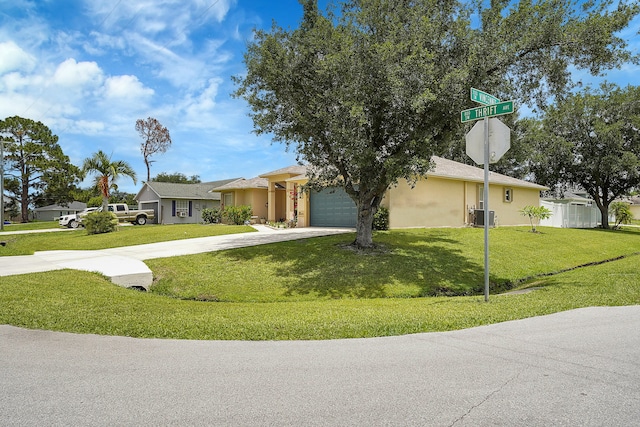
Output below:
[310,187,357,227]
[140,202,158,224]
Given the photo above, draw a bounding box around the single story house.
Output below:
[212,157,548,228]
[135,179,239,224]
[32,201,87,221]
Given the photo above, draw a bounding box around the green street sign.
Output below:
[461,100,514,123]
[470,88,500,106]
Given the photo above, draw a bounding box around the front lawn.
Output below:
[1,226,638,340]
[0,223,254,256]
[0,221,59,232]
[147,227,640,301]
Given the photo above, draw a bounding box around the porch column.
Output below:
[286,182,295,222]
[267,181,276,222]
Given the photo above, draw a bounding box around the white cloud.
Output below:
[103,74,154,100]
[53,58,104,87]
[0,41,36,74]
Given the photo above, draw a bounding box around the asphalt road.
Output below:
[2,306,639,426]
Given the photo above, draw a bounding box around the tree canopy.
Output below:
[0,116,81,222]
[527,84,640,229]
[152,172,201,184]
[82,150,137,211]
[136,117,172,182]
[234,0,639,247]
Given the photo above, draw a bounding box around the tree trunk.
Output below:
[353,198,376,248]
[20,179,29,223]
[144,157,151,182]
[598,203,610,229]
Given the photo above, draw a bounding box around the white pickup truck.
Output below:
[59,207,99,228]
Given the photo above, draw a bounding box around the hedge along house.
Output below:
[213,157,548,228]
[135,179,239,224]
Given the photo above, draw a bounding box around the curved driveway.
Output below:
[0,225,353,288]
[2,306,639,426]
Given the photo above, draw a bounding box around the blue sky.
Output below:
[1,0,638,194]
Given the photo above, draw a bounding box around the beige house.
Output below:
[212,157,548,228]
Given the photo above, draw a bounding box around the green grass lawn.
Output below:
[0,221,59,231]
[1,226,639,340]
[0,223,254,255]
[147,226,640,301]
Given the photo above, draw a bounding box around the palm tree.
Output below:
[82,151,137,211]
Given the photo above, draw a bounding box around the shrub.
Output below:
[202,207,222,224]
[609,201,633,229]
[84,212,118,235]
[373,206,389,230]
[222,205,252,225]
[519,205,552,233]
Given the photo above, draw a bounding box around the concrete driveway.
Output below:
[2,306,639,426]
[0,225,353,288]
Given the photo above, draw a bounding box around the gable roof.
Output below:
[140,178,239,200]
[259,164,308,178]
[34,201,87,212]
[429,157,548,190]
[211,177,285,191]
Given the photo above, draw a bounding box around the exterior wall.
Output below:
[385,177,542,228]
[157,199,218,224]
[629,205,640,219]
[386,177,466,228]
[33,209,79,222]
[220,189,268,220]
[492,186,542,226]
[275,188,286,221]
[136,186,157,203]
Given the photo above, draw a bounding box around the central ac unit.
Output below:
[473,209,495,227]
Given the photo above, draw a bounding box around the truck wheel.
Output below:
[136,215,147,225]
[69,219,78,229]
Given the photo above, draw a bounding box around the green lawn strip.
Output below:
[147,227,640,302]
[1,221,59,231]
[0,224,254,256]
[1,254,639,340]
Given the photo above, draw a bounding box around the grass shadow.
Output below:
[221,231,498,299]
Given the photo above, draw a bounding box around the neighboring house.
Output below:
[213,157,549,228]
[32,201,87,222]
[135,179,239,224]
[540,191,601,228]
[628,196,640,219]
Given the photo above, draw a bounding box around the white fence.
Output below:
[540,201,601,228]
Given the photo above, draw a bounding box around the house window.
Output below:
[223,193,233,207]
[176,200,188,216]
[504,188,513,203]
[478,185,484,210]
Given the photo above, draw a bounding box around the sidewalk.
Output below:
[0,225,353,289]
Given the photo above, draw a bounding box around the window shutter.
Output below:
[172,200,176,217]
[188,201,193,217]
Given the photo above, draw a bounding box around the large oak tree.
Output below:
[527,84,640,229]
[234,0,639,247]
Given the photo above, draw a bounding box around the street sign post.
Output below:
[460,100,514,123]
[463,90,514,302]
